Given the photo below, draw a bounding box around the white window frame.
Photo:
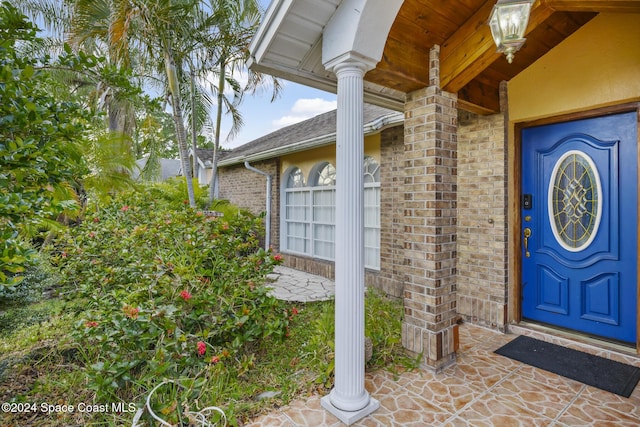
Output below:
[281,159,380,270]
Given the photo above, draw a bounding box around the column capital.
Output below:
[323,51,377,75]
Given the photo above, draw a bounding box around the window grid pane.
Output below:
[285,188,310,254]
[286,190,310,221]
[313,223,335,259]
[312,187,335,260]
[287,168,306,188]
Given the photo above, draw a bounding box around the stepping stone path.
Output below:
[266,266,335,302]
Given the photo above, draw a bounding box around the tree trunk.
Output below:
[165,50,196,207]
[207,58,226,206]
[190,69,199,181]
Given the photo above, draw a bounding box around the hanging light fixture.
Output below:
[488,0,534,63]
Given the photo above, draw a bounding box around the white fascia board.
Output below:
[218,111,404,167]
[188,149,211,169]
[196,155,208,169]
[249,60,406,111]
[249,0,296,68]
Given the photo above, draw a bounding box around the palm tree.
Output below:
[17,0,139,138]
[14,0,142,199]
[186,56,216,183]
[24,0,202,206]
[13,0,72,36]
[203,0,283,205]
[15,0,145,192]
[17,0,281,208]
[130,0,208,206]
[133,0,278,208]
[69,0,140,137]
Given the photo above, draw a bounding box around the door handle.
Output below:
[523,227,532,258]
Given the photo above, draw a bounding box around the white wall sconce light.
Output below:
[488,0,534,63]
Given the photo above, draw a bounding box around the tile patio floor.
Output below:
[254,267,640,426]
[246,324,640,426]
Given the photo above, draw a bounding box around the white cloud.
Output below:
[272,98,337,128]
[292,98,337,115]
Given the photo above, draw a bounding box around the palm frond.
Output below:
[82,130,137,199]
[14,0,72,37]
[69,0,110,48]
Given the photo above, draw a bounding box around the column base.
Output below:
[321,395,379,426]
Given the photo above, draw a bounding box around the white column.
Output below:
[321,58,379,425]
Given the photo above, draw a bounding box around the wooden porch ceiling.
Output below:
[370,0,640,114]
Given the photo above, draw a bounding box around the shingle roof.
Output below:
[218,103,402,166]
[193,148,214,167]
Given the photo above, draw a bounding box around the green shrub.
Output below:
[0,4,89,285]
[44,186,288,419]
[0,262,63,338]
[303,288,417,388]
[142,177,209,210]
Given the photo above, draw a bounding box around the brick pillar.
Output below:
[401,45,458,371]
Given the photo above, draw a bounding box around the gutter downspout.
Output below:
[244,161,272,250]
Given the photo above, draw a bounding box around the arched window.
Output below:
[280,158,380,270]
[283,167,310,254]
[311,162,336,186]
[287,167,306,188]
[364,156,380,183]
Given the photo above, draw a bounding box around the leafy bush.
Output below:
[44,186,288,421]
[303,288,417,388]
[0,3,91,285]
[141,177,210,210]
[0,263,47,303]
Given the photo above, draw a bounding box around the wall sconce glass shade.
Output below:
[488,0,534,63]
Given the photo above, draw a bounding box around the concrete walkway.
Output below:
[267,266,335,302]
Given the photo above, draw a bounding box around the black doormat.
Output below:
[494,335,640,398]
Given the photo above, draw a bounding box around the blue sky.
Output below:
[220,80,337,149]
[218,0,337,149]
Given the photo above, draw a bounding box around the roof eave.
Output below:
[248,0,295,67]
[219,111,404,167]
[248,0,406,111]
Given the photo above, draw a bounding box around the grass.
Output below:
[0,265,416,426]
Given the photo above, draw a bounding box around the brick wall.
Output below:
[218,159,281,250]
[379,125,406,298]
[217,111,510,339]
[456,111,509,330]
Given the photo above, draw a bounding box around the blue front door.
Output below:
[521,111,638,343]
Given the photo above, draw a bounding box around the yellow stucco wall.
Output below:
[281,134,381,180]
[509,13,640,122]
